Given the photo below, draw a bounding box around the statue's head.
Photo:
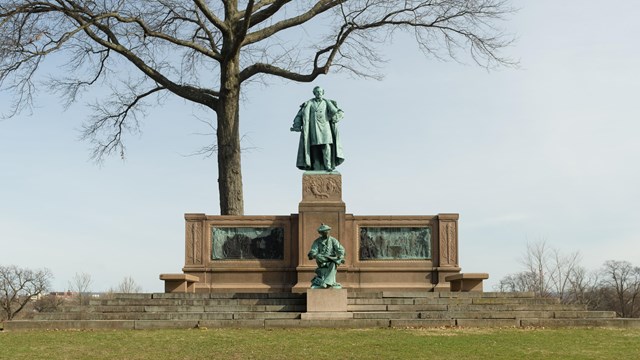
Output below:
[317,223,331,238]
[313,86,324,99]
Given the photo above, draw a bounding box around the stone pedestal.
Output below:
[301,288,353,320]
[293,172,347,292]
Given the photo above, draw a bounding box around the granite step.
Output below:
[89,298,305,306]
[33,311,303,321]
[446,304,587,311]
[8,316,637,331]
[4,291,627,331]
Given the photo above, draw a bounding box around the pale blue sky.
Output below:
[1,0,639,292]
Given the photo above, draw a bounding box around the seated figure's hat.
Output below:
[317,223,332,232]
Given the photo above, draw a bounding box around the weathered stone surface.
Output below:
[265,319,390,328]
[204,305,266,312]
[109,293,153,299]
[237,298,305,305]
[353,312,419,320]
[348,292,383,299]
[306,289,348,312]
[553,311,616,319]
[415,298,473,305]
[2,320,135,330]
[418,311,452,319]
[7,292,632,330]
[233,312,301,320]
[347,304,387,311]
[447,304,586,312]
[446,273,489,292]
[267,293,306,299]
[387,304,449,311]
[472,298,560,305]
[349,298,385,305]
[145,306,205,313]
[448,311,555,319]
[202,299,241,306]
[382,291,434,298]
[231,293,271,299]
[152,293,210,299]
[349,298,415,305]
[208,293,238,299]
[438,292,486,298]
[264,305,306,312]
[95,299,217,306]
[301,312,353,320]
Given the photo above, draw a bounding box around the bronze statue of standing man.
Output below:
[291,86,345,171]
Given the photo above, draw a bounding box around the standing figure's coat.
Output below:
[291,87,345,171]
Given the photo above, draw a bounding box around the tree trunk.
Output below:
[217,54,244,215]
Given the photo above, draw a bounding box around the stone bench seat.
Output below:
[159,274,199,293]
[445,273,489,292]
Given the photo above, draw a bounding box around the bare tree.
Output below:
[32,293,66,313]
[600,260,640,318]
[0,1,515,215]
[498,241,585,301]
[496,241,640,317]
[564,264,602,308]
[495,271,537,293]
[519,241,551,297]
[110,276,143,294]
[0,265,52,320]
[546,247,582,301]
[68,272,93,305]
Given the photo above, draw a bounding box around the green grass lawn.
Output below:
[1,327,639,360]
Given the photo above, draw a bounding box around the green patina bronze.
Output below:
[291,86,345,172]
[307,224,345,288]
[211,227,284,260]
[359,227,432,260]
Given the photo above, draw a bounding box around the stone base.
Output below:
[445,273,489,292]
[159,274,199,293]
[306,288,348,312]
[301,312,353,320]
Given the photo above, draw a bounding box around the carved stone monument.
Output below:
[160,87,473,293]
[161,171,462,293]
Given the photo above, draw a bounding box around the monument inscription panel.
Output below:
[211,227,284,260]
[359,227,431,260]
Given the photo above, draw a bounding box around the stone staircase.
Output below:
[2,291,639,330]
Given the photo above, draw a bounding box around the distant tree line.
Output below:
[1,265,142,321]
[496,242,640,318]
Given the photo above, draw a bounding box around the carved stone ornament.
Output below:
[186,221,203,265]
[302,174,342,201]
[439,221,458,266]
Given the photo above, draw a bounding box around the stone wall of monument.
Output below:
[180,211,460,293]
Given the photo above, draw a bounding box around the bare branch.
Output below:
[191,0,228,34]
[81,85,166,162]
[243,0,345,46]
